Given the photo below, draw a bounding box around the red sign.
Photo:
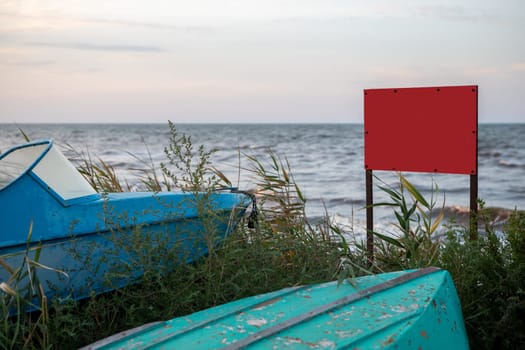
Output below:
[364,86,478,175]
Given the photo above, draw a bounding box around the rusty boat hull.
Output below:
[83,267,469,349]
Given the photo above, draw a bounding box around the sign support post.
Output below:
[366,169,374,263]
[470,173,478,239]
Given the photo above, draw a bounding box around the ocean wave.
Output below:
[479,151,502,158]
[441,205,522,227]
[498,160,524,168]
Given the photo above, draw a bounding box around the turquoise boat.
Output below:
[83,267,469,349]
[0,139,251,310]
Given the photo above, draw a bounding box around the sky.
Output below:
[0,0,524,124]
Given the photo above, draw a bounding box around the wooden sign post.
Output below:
[363,85,478,260]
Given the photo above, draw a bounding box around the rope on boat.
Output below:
[219,187,258,229]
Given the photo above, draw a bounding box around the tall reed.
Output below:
[0,224,66,350]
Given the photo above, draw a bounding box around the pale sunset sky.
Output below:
[0,0,523,123]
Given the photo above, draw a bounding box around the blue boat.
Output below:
[0,139,251,309]
[83,267,469,349]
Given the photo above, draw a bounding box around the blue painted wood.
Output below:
[0,139,251,310]
[84,268,469,350]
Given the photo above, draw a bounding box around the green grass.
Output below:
[1,123,524,349]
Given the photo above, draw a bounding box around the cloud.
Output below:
[0,10,212,34]
[417,5,498,22]
[0,59,55,66]
[25,41,165,53]
[80,17,212,34]
[511,63,525,71]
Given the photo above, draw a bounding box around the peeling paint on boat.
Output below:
[246,319,268,328]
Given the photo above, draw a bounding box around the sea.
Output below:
[1,123,524,236]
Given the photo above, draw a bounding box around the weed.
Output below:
[369,174,444,269]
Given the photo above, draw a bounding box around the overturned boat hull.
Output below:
[84,267,469,349]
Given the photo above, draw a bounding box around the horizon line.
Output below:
[1,121,523,125]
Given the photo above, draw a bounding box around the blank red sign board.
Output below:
[364,85,478,175]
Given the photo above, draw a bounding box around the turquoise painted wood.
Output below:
[84,267,469,349]
[0,139,251,310]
